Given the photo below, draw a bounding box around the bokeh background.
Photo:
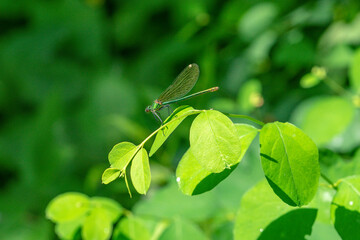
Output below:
[1,0,360,239]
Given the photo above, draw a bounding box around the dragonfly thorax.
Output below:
[145,101,163,113]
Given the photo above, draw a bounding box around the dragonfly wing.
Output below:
[157,63,199,102]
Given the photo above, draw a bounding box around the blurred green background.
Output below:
[1,0,360,239]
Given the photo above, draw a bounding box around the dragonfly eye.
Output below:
[145,106,151,113]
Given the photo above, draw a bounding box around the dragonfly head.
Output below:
[145,105,152,113]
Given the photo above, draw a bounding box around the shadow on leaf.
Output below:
[266,177,297,206]
[259,208,317,240]
[333,204,360,240]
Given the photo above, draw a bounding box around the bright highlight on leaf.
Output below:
[190,110,242,173]
[177,124,258,195]
[260,122,320,206]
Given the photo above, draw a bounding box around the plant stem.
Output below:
[321,172,337,189]
[222,112,265,126]
[323,77,351,96]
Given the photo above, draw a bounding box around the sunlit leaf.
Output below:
[177,124,258,195]
[260,122,319,206]
[130,148,151,194]
[113,216,151,240]
[108,142,137,170]
[101,168,121,184]
[189,110,242,173]
[90,197,123,222]
[149,105,195,157]
[82,208,112,240]
[46,192,90,223]
[234,180,317,240]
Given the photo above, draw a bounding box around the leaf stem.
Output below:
[320,172,337,190]
[222,112,265,126]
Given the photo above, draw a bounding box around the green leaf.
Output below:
[149,105,195,157]
[82,208,112,240]
[331,175,360,240]
[189,110,242,173]
[130,148,151,194]
[350,48,360,93]
[108,142,137,170]
[291,96,355,146]
[234,180,317,240]
[55,217,84,240]
[158,217,207,240]
[113,216,151,240]
[101,168,121,184]
[260,122,319,206]
[90,197,123,223]
[177,124,258,195]
[300,73,321,88]
[46,192,90,223]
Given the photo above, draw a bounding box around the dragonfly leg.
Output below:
[152,111,163,124]
[162,104,173,116]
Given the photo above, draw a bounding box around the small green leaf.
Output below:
[46,192,90,223]
[350,48,360,93]
[101,168,121,184]
[113,216,151,240]
[234,180,317,240]
[108,142,137,170]
[190,110,242,173]
[90,197,123,223]
[158,217,207,240]
[82,208,112,240]
[177,124,258,195]
[300,73,321,88]
[331,175,360,239]
[149,105,195,157]
[260,122,319,206]
[130,148,151,194]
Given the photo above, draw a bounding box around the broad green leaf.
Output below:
[101,168,121,184]
[108,142,137,170]
[234,180,317,240]
[149,105,195,157]
[130,148,151,194]
[46,192,90,223]
[90,197,123,222]
[189,110,242,173]
[82,208,112,240]
[260,122,319,206]
[158,217,207,240]
[113,216,151,240]
[331,175,360,240]
[291,96,354,146]
[55,217,85,240]
[177,124,258,195]
[350,48,360,93]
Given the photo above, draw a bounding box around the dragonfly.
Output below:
[145,63,219,123]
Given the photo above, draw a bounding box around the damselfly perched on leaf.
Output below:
[145,63,219,123]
